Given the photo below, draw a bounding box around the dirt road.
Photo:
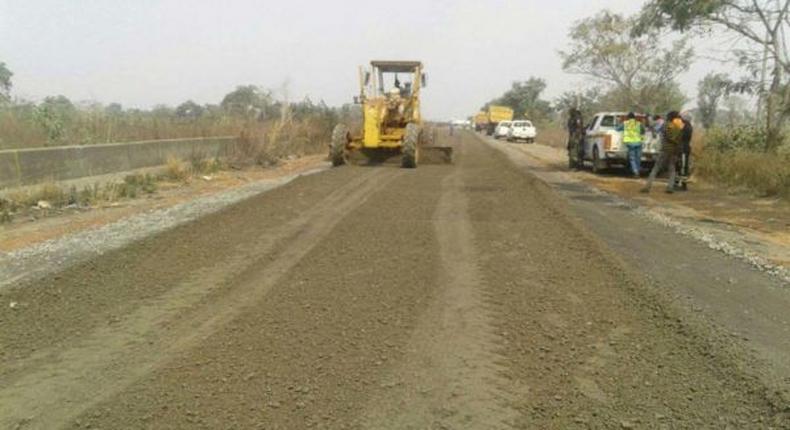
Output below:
[1,131,787,429]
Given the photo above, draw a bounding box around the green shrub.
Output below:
[696,149,790,197]
[695,126,790,197]
[703,126,777,153]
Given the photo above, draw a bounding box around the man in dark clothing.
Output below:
[642,111,683,194]
[676,111,693,190]
[566,108,585,170]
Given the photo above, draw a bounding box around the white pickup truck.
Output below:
[582,112,661,173]
[507,120,537,143]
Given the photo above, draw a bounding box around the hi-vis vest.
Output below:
[623,119,642,144]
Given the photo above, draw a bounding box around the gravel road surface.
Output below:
[1,131,787,429]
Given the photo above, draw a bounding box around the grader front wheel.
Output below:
[402,123,419,168]
[330,124,349,167]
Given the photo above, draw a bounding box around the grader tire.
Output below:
[330,124,349,167]
[402,123,419,168]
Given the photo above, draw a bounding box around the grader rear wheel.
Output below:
[330,124,349,167]
[402,123,419,168]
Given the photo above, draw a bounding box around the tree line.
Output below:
[485,1,789,153]
[0,64,347,149]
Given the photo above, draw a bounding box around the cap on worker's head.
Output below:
[627,112,636,119]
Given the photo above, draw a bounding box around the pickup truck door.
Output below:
[586,115,619,158]
[584,116,599,159]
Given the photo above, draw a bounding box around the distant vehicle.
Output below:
[450,119,471,129]
[494,121,513,139]
[485,105,514,135]
[507,120,537,143]
[473,112,488,131]
[581,112,661,174]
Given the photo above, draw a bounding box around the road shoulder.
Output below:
[494,137,789,282]
[0,155,329,289]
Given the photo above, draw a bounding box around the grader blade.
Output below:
[347,148,402,166]
[345,146,453,166]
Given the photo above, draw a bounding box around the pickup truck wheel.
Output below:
[592,146,607,174]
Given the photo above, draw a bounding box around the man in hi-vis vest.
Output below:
[616,112,645,178]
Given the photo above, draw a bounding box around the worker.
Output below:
[402,82,412,97]
[642,111,684,194]
[616,112,645,178]
[652,114,665,137]
[566,108,584,170]
[676,111,694,191]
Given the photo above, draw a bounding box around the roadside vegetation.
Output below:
[695,127,790,197]
[480,2,789,198]
[0,62,363,223]
[0,63,355,152]
[0,155,229,223]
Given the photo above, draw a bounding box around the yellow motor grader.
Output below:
[330,60,452,168]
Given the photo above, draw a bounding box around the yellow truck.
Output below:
[473,111,488,132]
[485,105,514,135]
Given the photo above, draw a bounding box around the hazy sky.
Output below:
[1,0,722,119]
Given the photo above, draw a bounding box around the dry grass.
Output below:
[536,125,567,149]
[0,109,249,150]
[231,118,331,168]
[693,128,790,198]
[0,104,348,223]
[695,150,790,197]
[0,173,161,223]
[165,157,190,182]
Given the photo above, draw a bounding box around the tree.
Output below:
[554,87,604,121]
[559,10,694,113]
[488,78,553,121]
[636,0,790,150]
[151,104,174,118]
[105,103,124,116]
[0,62,13,103]
[600,82,687,115]
[221,85,274,118]
[697,73,729,128]
[33,95,77,145]
[722,95,753,126]
[175,100,204,119]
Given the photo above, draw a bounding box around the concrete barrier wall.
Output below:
[0,137,237,189]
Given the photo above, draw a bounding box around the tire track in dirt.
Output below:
[465,135,785,428]
[0,168,401,430]
[355,142,518,429]
[64,164,447,429]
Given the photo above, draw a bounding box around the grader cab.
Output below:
[330,60,452,168]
